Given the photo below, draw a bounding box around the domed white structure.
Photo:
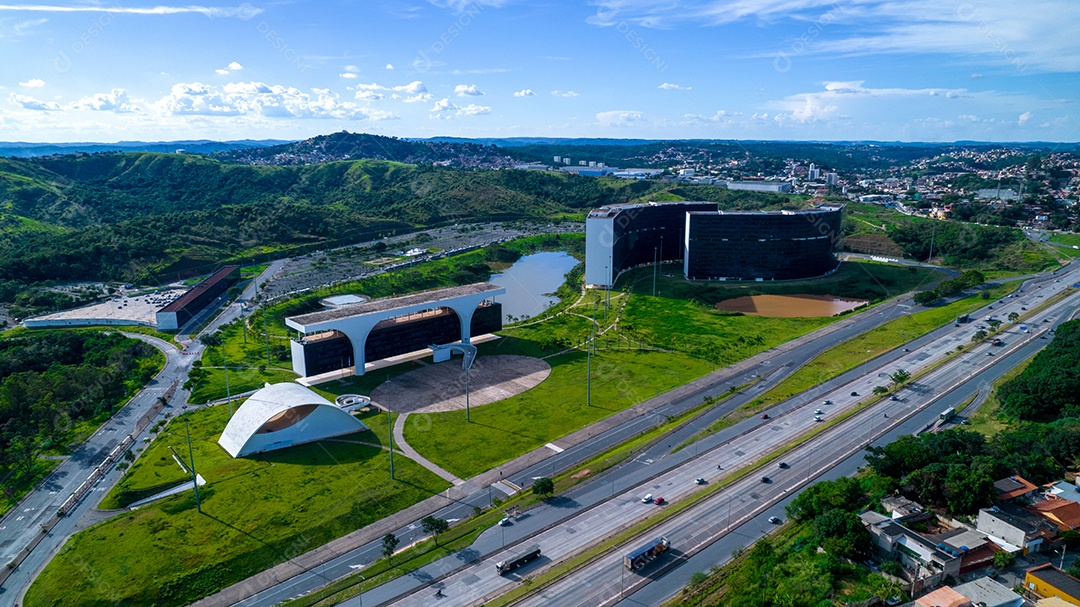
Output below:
[218,383,368,458]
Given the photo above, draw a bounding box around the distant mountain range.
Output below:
[0,139,291,158]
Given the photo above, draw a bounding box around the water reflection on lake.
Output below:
[715,294,867,317]
[489,251,579,320]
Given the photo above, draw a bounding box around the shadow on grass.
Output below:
[256,436,383,467]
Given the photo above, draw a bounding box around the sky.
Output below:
[0,0,1077,143]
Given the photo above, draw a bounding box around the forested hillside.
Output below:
[0,152,795,299]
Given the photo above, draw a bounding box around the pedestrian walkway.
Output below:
[392,414,463,485]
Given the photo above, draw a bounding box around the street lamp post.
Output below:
[356,575,365,607]
[182,406,201,514]
[465,368,471,423]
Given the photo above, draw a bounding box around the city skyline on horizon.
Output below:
[0,0,1077,144]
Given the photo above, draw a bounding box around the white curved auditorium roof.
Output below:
[218,383,367,458]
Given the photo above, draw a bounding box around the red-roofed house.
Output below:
[916,585,970,607]
[996,476,1039,502]
[1031,499,1080,531]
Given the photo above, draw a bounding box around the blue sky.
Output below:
[0,0,1076,142]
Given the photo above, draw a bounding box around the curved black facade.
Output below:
[585,202,843,284]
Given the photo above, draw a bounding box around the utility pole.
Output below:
[183,407,201,513]
[262,310,271,367]
[224,347,233,418]
[387,379,395,480]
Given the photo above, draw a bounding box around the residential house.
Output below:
[1030,499,1080,532]
[1025,565,1080,606]
[862,511,962,593]
[978,504,1057,554]
[952,577,1024,607]
[916,586,969,607]
[996,475,1039,502]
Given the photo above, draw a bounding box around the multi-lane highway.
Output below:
[330,264,1079,607]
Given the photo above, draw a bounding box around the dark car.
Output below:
[761,413,770,420]
[850,391,859,397]
[761,476,771,483]
[777,462,788,469]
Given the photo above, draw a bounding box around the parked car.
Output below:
[641,494,653,504]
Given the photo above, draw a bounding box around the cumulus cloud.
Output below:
[454,84,484,96]
[429,97,491,118]
[70,88,140,113]
[596,110,644,127]
[227,61,243,71]
[658,82,690,90]
[513,89,535,97]
[8,93,59,110]
[385,63,394,70]
[1018,111,1032,125]
[215,69,230,75]
[551,89,579,97]
[18,78,44,88]
[155,81,396,120]
[353,80,430,102]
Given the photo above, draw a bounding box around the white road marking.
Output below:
[544,443,564,453]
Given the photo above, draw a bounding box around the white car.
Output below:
[498,517,511,526]
[642,494,654,504]
[814,415,824,422]
[814,408,823,414]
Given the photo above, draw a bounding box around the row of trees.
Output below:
[912,269,986,305]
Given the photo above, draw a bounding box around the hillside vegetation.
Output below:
[0,152,797,293]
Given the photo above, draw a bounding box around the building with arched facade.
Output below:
[285,283,504,378]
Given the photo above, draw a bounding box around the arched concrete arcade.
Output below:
[285,283,505,378]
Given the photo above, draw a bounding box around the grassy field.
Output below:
[1049,233,1080,247]
[739,281,1020,414]
[966,352,1036,437]
[29,404,448,607]
[403,347,715,478]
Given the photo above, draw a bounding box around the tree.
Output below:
[913,290,939,305]
[381,533,400,564]
[972,329,988,343]
[993,550,1017,569]
[532,477,555,498]
[988,319,1003,331]
[1008,311,1020,323]
[890,369,911,389]
[873,386,889,395]
[420,516,449,546]
[813,508,872,559]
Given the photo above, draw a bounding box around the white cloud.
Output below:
[0,4,264,18]
[70,88,140,113]
[8,92,59,110]
[770,80,968,123]
[513,89,535,97]
[353,80,429,102]
[429,97,491,118]
[1018,111,1032,125]
[343,65,360,73]
[596,110,644,127]
[340,73,358,79]
[155,81,395,120]
[454,84,484,96]
[227,61,243,71]
[215,69,230,75]
[658,82,690,90]
[551,90,579,97]
[588,0,1080,73]
[385,63,394,70]
[18,78,44,88]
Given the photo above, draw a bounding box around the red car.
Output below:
[654,497,666,505]
[761,413,770,420]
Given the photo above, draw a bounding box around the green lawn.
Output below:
[189,365,299,404]
[744,281,1020,412]
[1049,233,1080,247]
[403,348,715,478]
[31,405,449,607]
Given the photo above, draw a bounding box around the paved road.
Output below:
[225,264,1059,606]
[0,333,202,604]
[339,265,1080,607]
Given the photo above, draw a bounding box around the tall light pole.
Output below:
[223,346,233,418]
[586,329,593,407]
[387,400,395,480]
[182,406,201,513]
[653,246,658,297]
[465,368,471,423]
[356,575,365,607]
